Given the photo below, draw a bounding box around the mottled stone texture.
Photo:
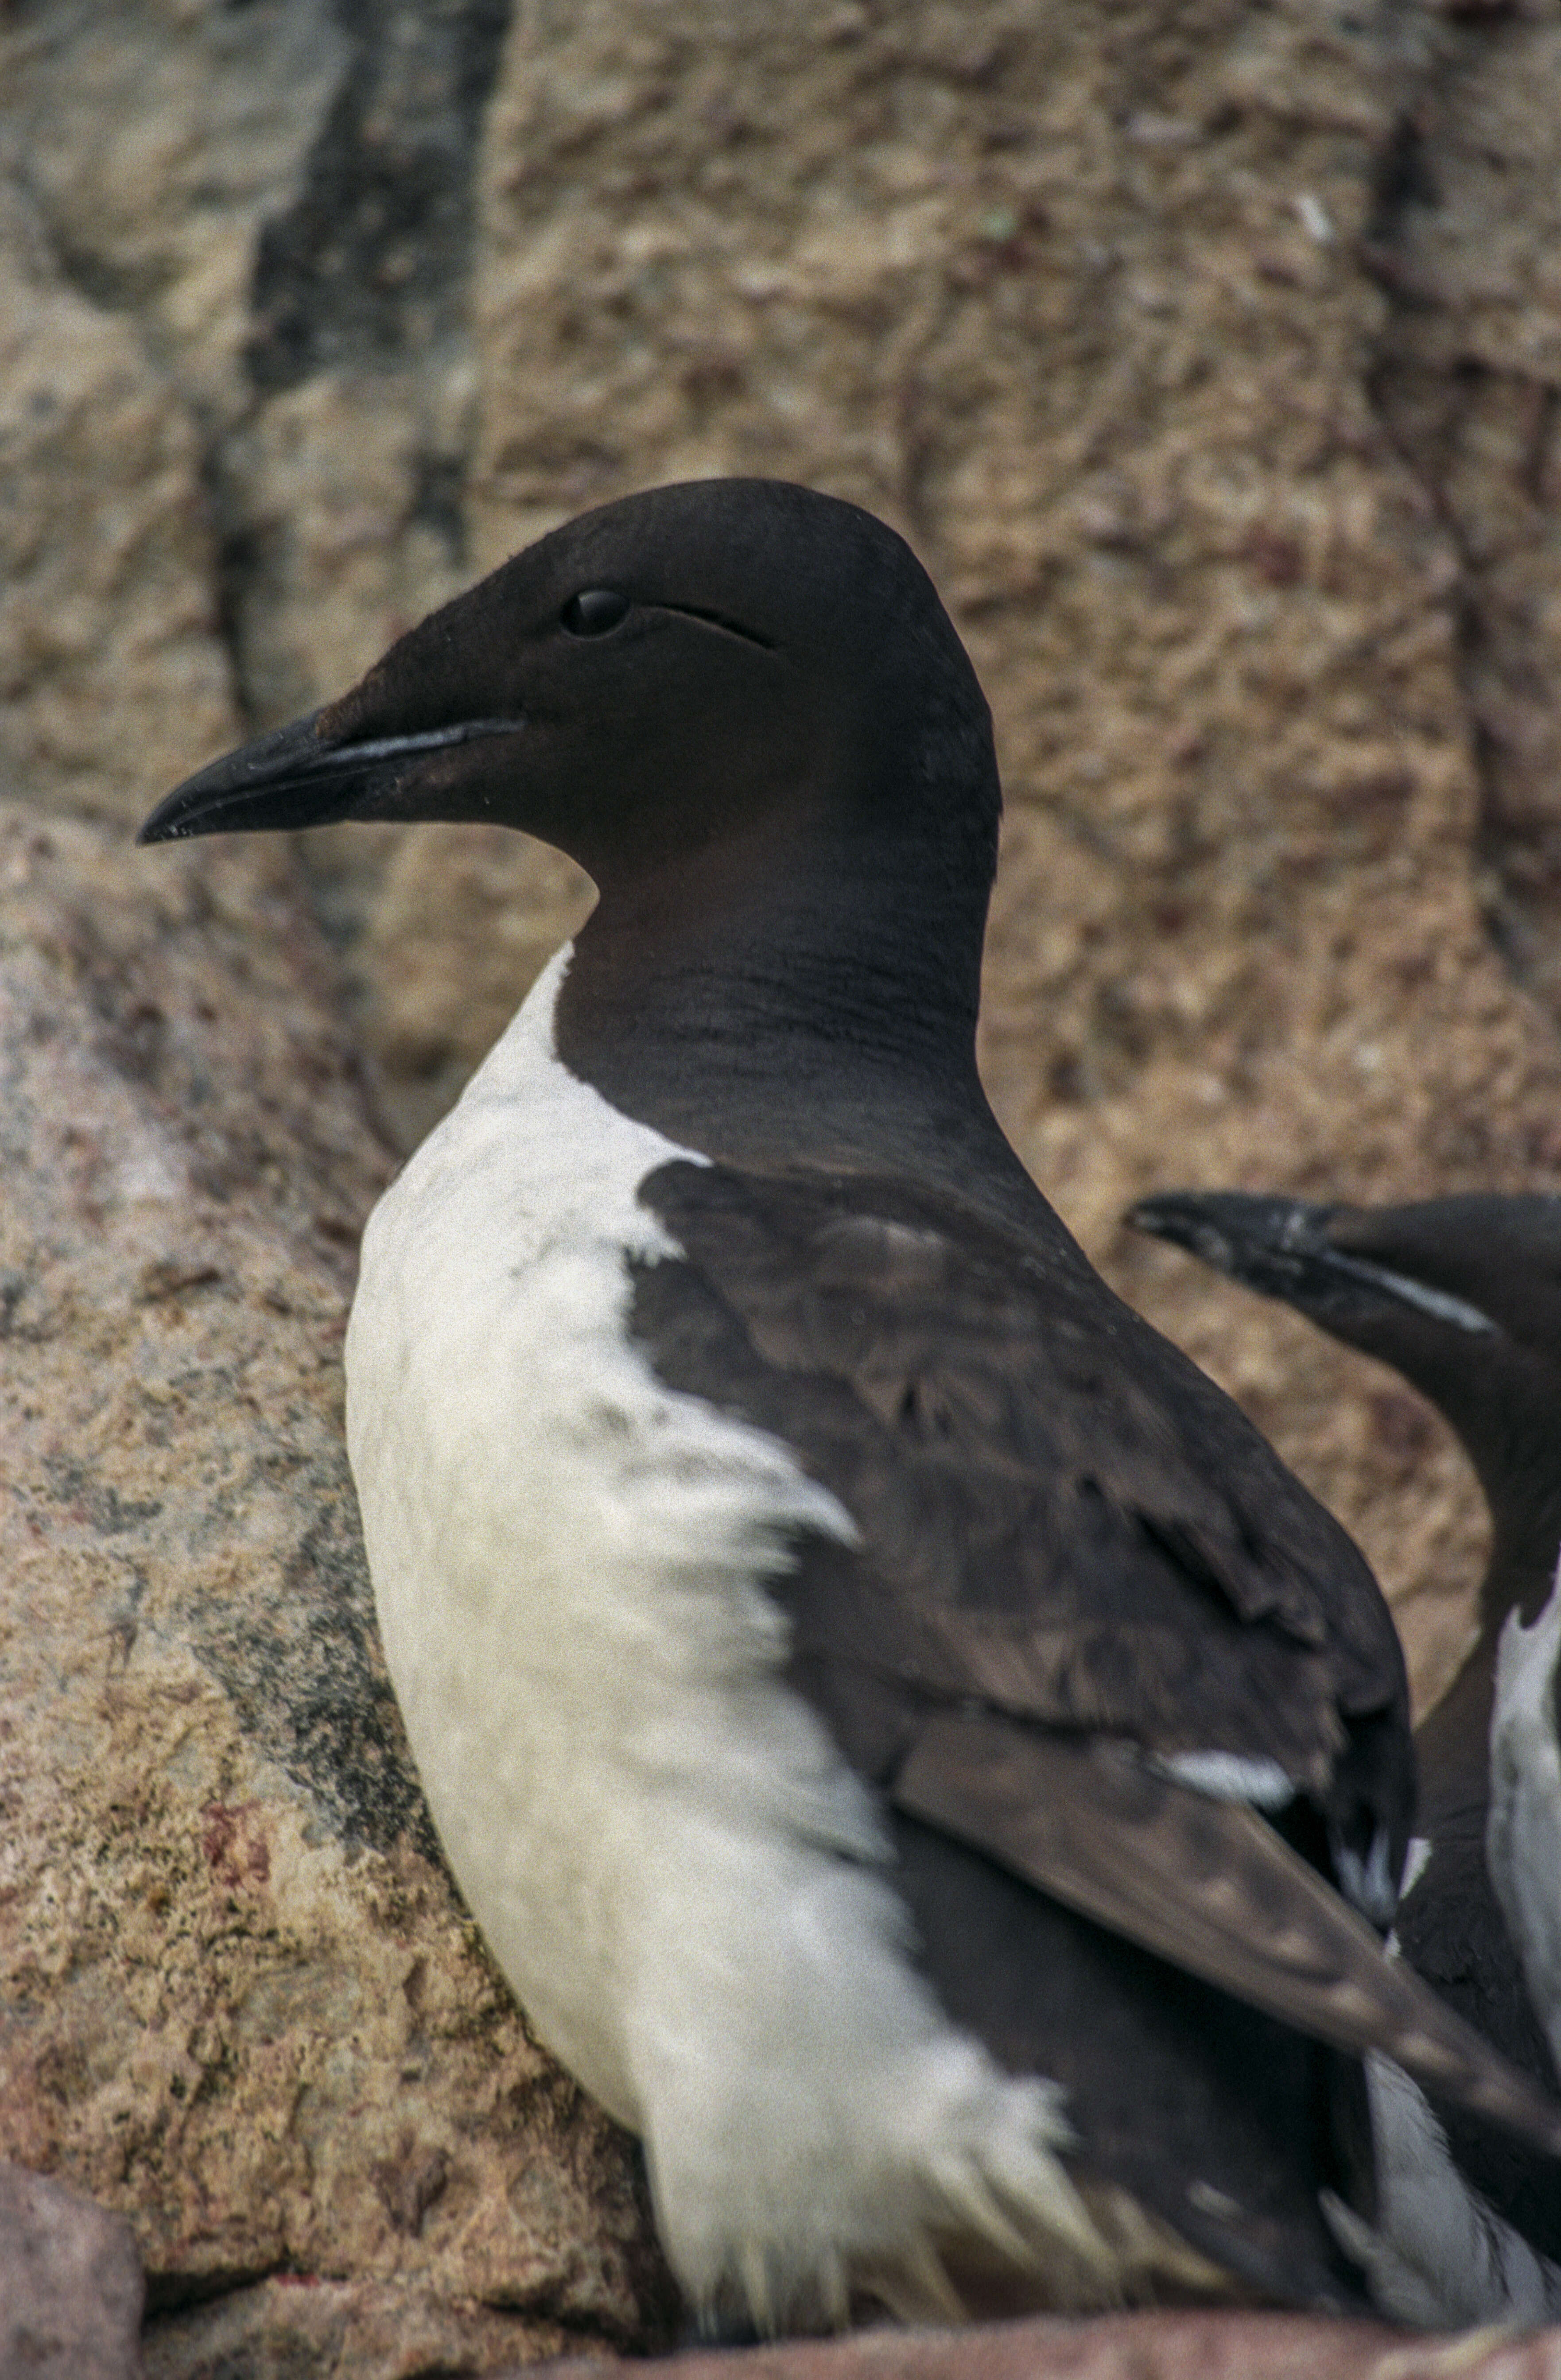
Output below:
[0,2160,145,2380]
[8,0,1561,2373]
[522,2313,1561,2380]
[0,172,237,828]
[1371,8,1561,1028]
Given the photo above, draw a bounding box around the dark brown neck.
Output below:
[552,811,1019,1183]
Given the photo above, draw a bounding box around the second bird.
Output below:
[1129,1186,1561,2268]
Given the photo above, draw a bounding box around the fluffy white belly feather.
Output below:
[344,948,1103,2326]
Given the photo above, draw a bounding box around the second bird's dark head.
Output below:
[139,478,998,903]
[1128,1188,1561,1582]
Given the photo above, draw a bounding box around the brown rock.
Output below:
[0,3,346,829]
[0,177,236,827]
[0,805,672,2371]
[0,2160,144,2380]
[142,2275,581,2380]
[517,2310,1561,2380]
[1371,11,1561,1030]
[1,0,347,426]
[0,1,546,1108]
[216,369,474,733]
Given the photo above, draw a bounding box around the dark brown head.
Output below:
[140,478,998,906]
[1128,1189,1561,1618]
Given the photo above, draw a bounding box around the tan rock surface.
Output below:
[0,176,237,827]
[1371,8,1561,1025]
[521,2310,1561,2380]
[0,0,532,1098]
[0,2159,145,2380]
[144,2275,588,2380]
[0,805,671,2372]
[2,0,346,421]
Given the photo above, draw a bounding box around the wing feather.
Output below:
[629,1158,1561,2157]
[895,1712,1561,2159]
[633,1161,1402,1790]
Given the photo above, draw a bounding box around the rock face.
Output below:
[1373,6,1561,1033]
[0,171,237,830]
[0,2160,145,2380]
[8,0,1561,2372]
[521,2310,1561,2380]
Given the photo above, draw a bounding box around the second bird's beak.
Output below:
[1126,1192,1343,1303]
[1127,1190,1497,1338]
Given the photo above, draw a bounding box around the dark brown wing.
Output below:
[633,1161,1404,1803]
[898,1712,1561,2155]
[629,1158,1561,2161]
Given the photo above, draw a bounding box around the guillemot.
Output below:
[1127,1189,1561,2284]
[139,480,1561,2330]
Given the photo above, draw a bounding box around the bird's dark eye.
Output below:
[561,589,630,636]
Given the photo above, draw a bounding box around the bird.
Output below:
[1126,1187,1561,2298]
[138,478,1561,2334]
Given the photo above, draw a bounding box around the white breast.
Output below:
[1489,1556,1561,2077]
[345,947,1104,2328]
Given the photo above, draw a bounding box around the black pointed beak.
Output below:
[1126,1190,1498,1338]
[137,710,526,845]
[1126,1191,1342,1301]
